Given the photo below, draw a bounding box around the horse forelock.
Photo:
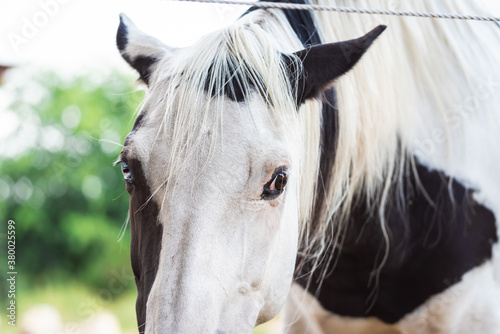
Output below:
[129,11,317,208]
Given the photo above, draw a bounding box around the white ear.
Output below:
[116,13,174,85]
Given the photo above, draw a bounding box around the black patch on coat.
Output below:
[117,16,129,52]
[116,16,159,86]
[206,0,321,102]
[304,88,338,241]
[245,0,321,47]
[297,162,498,323]
[132,113,145,132]
[126,157,163,330]
[204,60,262,103]
[131,56,159,86]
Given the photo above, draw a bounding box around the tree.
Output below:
[0,70,144,291]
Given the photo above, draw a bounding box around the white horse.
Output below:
[116,1,500,333]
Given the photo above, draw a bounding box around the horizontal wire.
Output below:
[165,0,500,22]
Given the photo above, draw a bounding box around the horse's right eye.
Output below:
[121,162,133,183]
[261,166,289,201]
[270,173,288,191]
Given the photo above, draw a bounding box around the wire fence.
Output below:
[165,0,500,22]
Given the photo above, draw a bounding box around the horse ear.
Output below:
[116,14,174,86]
[287,25,386,105]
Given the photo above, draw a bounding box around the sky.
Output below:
[0,0,249,74]
[1,0,499,76]
[1,0,499,72]
[0,0,250,159]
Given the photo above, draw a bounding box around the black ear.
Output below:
[286,25,387,105]
[116,14,173,86]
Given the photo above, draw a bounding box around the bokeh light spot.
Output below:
[82,175,103,199]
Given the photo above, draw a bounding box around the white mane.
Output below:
[305,0,500,267]
[141,0,500,272]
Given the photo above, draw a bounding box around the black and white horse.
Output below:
[116,0,500,332]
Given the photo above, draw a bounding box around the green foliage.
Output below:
[0,70,144,291]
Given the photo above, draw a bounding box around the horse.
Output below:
[115,0,500,333]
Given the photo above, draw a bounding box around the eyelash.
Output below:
[115,157,133,183]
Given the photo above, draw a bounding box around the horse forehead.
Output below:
[125,94,287,195]
[131,93,280,153]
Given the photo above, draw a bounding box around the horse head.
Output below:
[116,12,384,333]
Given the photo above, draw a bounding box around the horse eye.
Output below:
[121,162,133,183]
[261,167,288,201]
[270,173,287,191]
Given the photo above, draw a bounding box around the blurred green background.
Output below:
[0,69,142,333]
[0,69,279,333]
